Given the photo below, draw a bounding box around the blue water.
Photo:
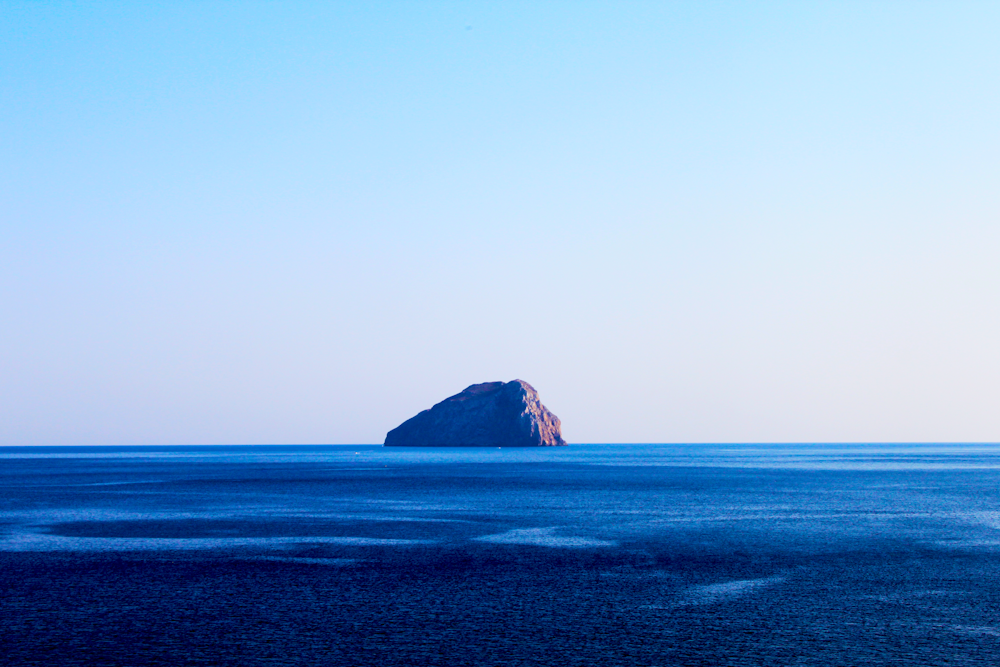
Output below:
[3,443,1000,665]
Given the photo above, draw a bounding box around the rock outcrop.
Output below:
[384,380,567,447]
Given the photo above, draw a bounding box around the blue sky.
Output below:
[3,2,1000,444]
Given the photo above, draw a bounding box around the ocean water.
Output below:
[3,444,1000,666]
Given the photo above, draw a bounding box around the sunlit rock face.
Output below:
[384,380,566,447]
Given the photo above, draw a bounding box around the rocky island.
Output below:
[384,380,567,447]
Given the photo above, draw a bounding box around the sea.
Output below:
[3,443,1000,666]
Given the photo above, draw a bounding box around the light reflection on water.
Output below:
[4,442,1000,469]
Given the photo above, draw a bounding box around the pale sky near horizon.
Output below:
[3,2,1000,445]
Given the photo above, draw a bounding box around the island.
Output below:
[384,380,567,447]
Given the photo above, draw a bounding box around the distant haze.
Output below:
[3,2,1000,445]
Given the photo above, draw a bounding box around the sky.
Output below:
[3,2,1000,445]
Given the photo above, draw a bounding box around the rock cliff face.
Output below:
[384,380,567,447]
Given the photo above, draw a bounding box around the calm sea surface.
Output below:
[3,443,1000,666]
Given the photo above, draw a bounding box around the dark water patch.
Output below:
[4,542,1000,666]
[46,518,471,541]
